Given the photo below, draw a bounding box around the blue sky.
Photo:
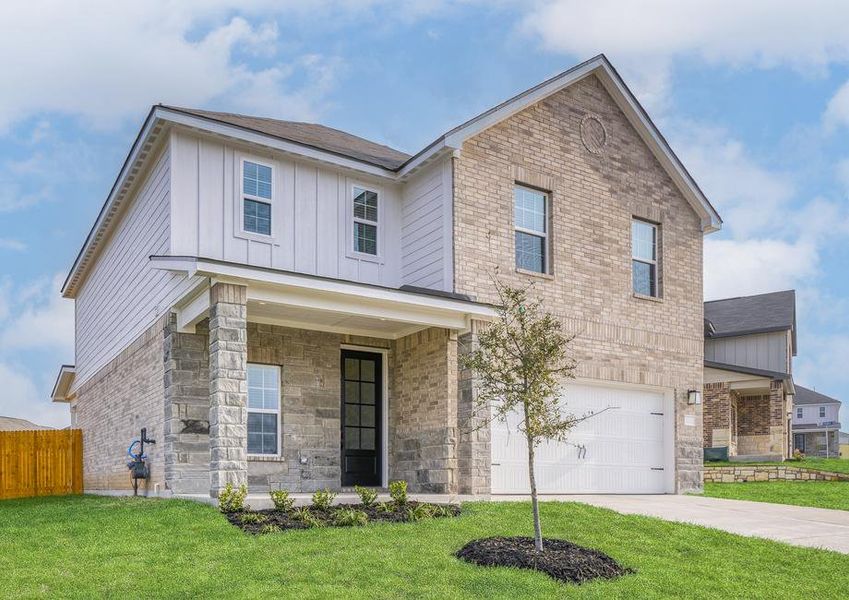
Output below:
[1,1,848,427]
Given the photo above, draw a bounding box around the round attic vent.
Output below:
[580,113,607,155]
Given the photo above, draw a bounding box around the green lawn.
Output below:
[703,481,849,511]
[706,458,849,474]
[2,496,849,599]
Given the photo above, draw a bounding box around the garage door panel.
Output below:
[491,382,670,494]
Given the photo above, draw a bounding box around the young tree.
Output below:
[460,279,601,552]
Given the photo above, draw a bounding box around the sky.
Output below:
[0,1,848,428]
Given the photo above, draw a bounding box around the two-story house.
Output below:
[52,55,721,499]
[792,386,841,457]
[703,290,796,461]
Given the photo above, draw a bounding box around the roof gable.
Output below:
[794,385,840,406]
[705,290,797,353]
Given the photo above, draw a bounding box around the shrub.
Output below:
[792,448,806,461]
[375,501,395,514]
[218,483,248,513]
[354,485,378,507]
[389,480,408,506]
[333,508,369,527]
[311,488,337,511]
[428,504,455,518]
[294,507,325,528]
[269,489,295,512]
[258,524,281,535]
[405,503,434,522]
[238,512,267,524]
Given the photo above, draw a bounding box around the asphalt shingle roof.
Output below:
[704,290,796,351]
[794,385,841,406]
[163,106,411,170]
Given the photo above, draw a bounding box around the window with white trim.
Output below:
[247,364,280,456]
[796,407,803,419]
[819,406,826,418]
[352,186,378,255]
[632,219,659,297]
[242,160,272,236]
[514,186,548,273]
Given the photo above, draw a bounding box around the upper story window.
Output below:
[514,186,548,273]
[247,364,280,456]
[819,406,826,418]
[353,186,378,255]
[243,160,272,236]
[632,219,659,297]
[796,407,803,419]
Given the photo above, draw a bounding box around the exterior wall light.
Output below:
[688,389,702,405]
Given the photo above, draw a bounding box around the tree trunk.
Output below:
[527,439,543,552]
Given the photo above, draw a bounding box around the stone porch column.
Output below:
[703,382,732,451]
[768,380,787,458]
[457,320,491,495]
[208,282,248,497]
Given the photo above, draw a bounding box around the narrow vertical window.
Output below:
[819,406,826,418]
[243,160,272,236]
[796,407,803,419]
[632,219,658,297]
[514,187,548,273]
[247,364,280,456]
[353,186,378,255]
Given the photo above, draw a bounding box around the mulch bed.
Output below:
[455,536,633,585]
[227,501,461,534]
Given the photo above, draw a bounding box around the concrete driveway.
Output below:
[547,494,849,554]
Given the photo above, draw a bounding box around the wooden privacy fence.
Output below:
[0,429,83,499]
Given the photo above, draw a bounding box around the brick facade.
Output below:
[452,74,705,492]
[703,382,731,448]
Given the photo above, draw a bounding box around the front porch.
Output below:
[158,262,496,499]
[794,429,841,458]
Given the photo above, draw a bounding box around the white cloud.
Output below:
[825,79,849,130]
[0,362,69,428]
[0,275,74,357]
[521,1,849,112]
[0,238,26,251]
[836,158,849,193]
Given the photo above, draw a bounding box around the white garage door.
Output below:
[491,382,672,494]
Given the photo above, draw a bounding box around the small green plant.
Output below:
[792,448,806,461]
[293,507,325,528]
[333,508,369,527]
[405,503,434,522]
[218,483,248,513]
[269,489,295,512]
[429,504,455,518]
[389,480,408,506]
[354,485,378,507]
[238,512,267,524]
[375,501,394,514]
[258,524,281,535]
[311,488,337,511]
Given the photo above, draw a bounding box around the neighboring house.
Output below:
[792,386,841,458]
[703,291,796,461]
[0,417,52,431]
[840,432,849,459]
[52,55,721,499]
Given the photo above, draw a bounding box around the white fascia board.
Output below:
[156,107,397,181]
[51,365,76,402]
[176,287,210,333]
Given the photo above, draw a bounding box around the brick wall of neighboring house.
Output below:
[391,327,459,494]
[452,73,705,492]
[74,316,168,493]
[703,383,731,448]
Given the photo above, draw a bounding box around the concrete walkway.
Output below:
[543,494,849,555]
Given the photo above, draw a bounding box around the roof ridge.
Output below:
[705,289,795,303]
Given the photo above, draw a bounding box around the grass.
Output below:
[2,496,849,599]
[704,481,849,512]
[706,458,849,474]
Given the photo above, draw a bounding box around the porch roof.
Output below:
[152,256,498,338]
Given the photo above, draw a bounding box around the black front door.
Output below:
[341,350,382,486]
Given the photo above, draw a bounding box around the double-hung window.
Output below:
[796,407,803,419]
[819,406,826,418]
[242,160,272,236]
[514,186,548,273]
[632,219,659,297]
[247,364,280,456]
[353,186,378,255]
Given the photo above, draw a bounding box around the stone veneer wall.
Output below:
[704,465,849,483]
[703,382,731,448]
[452,73,704,492]
[74,315,168,493]
[457,324,491,495]
[390,327,459,494]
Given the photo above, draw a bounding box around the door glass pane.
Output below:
[361,383,375,405]
[345,381,359,403]
[361,428,375,450]
[360,405,375,427]
[345,403,360,426]
[345,358,359,380]
[345,427,360,450]
[360,360,375,382]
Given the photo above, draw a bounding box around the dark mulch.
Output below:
[455,536,634,585]
[227,501,461,534]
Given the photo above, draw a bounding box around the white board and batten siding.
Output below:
[491,382,675,494]
[400,158,453,291]
[74,146,199,386]
[705,330,791,374]
[169,129,454,290]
